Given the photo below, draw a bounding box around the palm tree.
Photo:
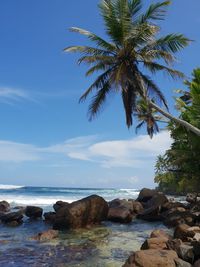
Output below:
[64,0,200,136]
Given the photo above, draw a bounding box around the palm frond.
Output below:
[128,0,142,18]
[63,45,112,56]
[139,1,171,23]
[79,68,114,102]
[69,27,117,52]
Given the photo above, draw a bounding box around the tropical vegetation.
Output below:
[64,0,200,136]
[155,69,200,193]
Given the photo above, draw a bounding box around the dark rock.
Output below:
[186,193,197,204]
[0,211,23,226]
[137,188,157,203]
[122,250,178,267]
[31,229,59,241]
[137,206,162,221]
[174,224,194,241]
[53,201,69,212]
[44,212,56,224]
[192,241,200,261]
[145,192,168,209]
[107,199,134,223]
[162,210,195,227]
[25,206,43,218]
[53,195,108,230]
[177,244,194,263]
[193,259,200,267]
[0,201,10,212]
[166,238,183,253]
[161,202,187,213]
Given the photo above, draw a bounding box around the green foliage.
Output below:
[155,69,200,193]
[65,0,190,135]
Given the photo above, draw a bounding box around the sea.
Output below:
[0,185,171,267]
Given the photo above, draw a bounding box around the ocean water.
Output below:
[0,185,170,267]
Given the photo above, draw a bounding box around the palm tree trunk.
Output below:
[149,101,200,137]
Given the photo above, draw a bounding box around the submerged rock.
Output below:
[53,194,108,230]
[31,229,59,241]
[25,206,43,218]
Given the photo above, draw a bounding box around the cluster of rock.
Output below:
[1,189,200,265]
[122,189,200,267]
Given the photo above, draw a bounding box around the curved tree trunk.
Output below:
[149,101,200,137]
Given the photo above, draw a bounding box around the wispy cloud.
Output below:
[0,87,33,104]
[0,132,172,169]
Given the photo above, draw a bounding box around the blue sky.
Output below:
[0,0,199,188]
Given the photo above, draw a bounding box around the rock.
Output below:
[174,224,200,241]
[137,188,157,203]
[194,259,200,267]
[137,206,162,221]
[53,195,108,230]
[166,239,183,253]
[192,241,200,261]
[131,201,144,214]
[150,229,172,240]
[53,201,69,212]
[108,199,134,223]
[145,193,168,209]
[31,229,59,241]
[25,206,43,218]
[0,211,23,226]
[193,233,200,241]
[122,249,178,267]
[44,212,56,224]
[0,201,10,212]
[174,258,192,267]
[108,207,133,223]
[161,202,187,213]
[186,193,197,204]
[163,210,195,227]
[177,244,194,263]
[141,237,168,250]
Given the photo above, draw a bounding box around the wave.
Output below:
[0,184,25,190]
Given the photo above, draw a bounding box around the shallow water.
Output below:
[0,218,170,267]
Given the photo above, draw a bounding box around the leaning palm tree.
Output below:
[64,0,200,136]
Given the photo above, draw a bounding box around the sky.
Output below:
[0,0,199,188]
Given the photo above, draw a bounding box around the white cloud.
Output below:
[0,131,172,169]
[0,87,32,103]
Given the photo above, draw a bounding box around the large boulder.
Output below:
[162,210,195,227]
[145,193,168,209]
[137,188,157,203]
[150,229,172,240]
[137,206,162,221]
[122,249,178,267]
[53,195,108,230]
[44,212,56,224]
[0,211,23,226]
[177,244,194,263]
[174,224,200,241]
[25,206,43,218]
[0,201,10,212]
[107,199,134,223]
[174,258,192,267]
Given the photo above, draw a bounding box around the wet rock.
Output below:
[108,199,134,223]
[44,212,56,224]
[53,195,108,230]
[137,188,157,203]
[163,210,195,227]
[174,258,192,267]
[141,237,168,250]
[166,238,183,254]
[25,206,43,218]
[53,201,69,212]
[131,201,144,214]
[145,192,168,209]
[122,249,178,267]
[31,229,59,241]
[137,206,162,221]
[0,211,23,226]
[174,225,200,241]
[177,244,194,263]
[0,201,10,212]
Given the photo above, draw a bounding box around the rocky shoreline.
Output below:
[0,188,200,266]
